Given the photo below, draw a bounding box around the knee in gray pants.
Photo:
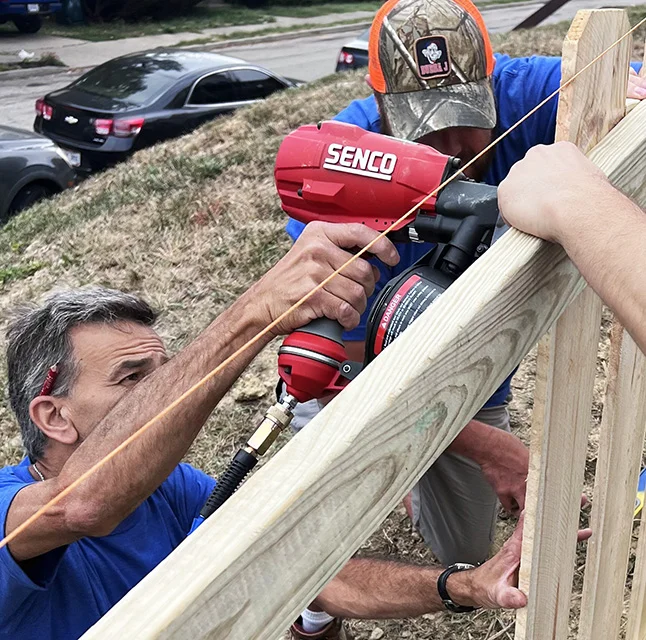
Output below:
[411,404,511,566]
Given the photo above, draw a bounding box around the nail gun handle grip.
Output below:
[298,317,345,344]
[200,449,258,520]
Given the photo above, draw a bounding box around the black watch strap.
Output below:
[437,563,479,613]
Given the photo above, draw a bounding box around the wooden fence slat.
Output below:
[81,27,646,640]
[617,42,646,640]
[514,10,631,640]
[577,326,646,640]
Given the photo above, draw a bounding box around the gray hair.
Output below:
[6,287,158,461]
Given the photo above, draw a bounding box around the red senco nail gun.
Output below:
[196,121,499,523]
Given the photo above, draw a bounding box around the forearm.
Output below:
[447,419,495,464]
[315,558,476,619]
[556,187,646,352]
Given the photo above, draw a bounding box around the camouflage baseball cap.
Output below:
[369,0,496,141]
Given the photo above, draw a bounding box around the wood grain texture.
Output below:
[81,31,646,640]
[627,507,646,640]
[578,324,646,640]
[83,234,587,640]
[514,10,630,640]
[557,10,631,154]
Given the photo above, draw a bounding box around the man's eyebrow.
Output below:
[109,356,169,380]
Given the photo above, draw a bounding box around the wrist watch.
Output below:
[437,562,479,613]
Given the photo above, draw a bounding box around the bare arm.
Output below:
[499,142,646,353]
[316,518,528,619]
[6,222,399,562]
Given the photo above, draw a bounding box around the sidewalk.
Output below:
[0,11,374,68]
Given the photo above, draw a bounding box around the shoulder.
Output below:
[333,95,380,132]
[493,53,562,82]
[157,463,215,533]
[0,461,31,497]
[493,54,562,102]
[162,463,214,493]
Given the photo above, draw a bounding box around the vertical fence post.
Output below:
[514,9,632,640]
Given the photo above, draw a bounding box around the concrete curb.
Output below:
[0,65,74,80]
[186,20,372,52]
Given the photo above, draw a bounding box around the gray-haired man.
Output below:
[0,221,541,640]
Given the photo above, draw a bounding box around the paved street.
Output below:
[2,0,646,131]
[223,29,366,81]
[0,69,81,130]
[0,29,365,130]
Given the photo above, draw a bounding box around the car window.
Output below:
[189,72,237,105]
[230,69,285,102]
[72,55,185,106]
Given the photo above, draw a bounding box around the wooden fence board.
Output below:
[514,10,630,640]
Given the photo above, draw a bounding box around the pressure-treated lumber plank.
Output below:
[84,240,588,640]
[627,507,646,640]
[577,324,646,640]
[82,96,646,640]
[514,10,630,640]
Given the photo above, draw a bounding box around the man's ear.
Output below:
[29,396,79,447]
[365,74,374,90]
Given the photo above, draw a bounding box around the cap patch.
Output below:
[414,36,451,80]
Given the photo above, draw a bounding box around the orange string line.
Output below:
[2,15,645,552]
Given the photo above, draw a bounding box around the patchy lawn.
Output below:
[39,2,380,42]
[1,9,645,639]
[174,17,370,47]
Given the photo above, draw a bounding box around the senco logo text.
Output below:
[323,143,397,181]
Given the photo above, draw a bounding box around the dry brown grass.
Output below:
[1,9,646,639]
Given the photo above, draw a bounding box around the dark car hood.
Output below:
[47,86,136,114]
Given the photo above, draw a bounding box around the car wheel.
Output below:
[13,16,42,33]
[6,183,53,221]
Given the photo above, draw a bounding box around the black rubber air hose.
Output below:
[199,448,258,519]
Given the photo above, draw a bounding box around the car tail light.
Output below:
[338,51,354,65]
[35,98,53,120]
[94,118,113,136]
[113,117,145,138]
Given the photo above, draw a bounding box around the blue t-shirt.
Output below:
[287,54,640,407]
[0,458,215,640]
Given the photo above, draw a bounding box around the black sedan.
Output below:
[0,126,76,224]
[335,29,369,73]
[34,49,298,173]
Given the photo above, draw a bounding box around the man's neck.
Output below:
[33,445,73,480]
